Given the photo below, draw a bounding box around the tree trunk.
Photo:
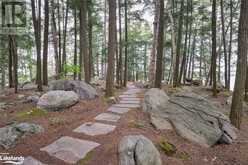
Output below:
[1,67,5,89]
[191,36,195,80]
[43,0,49,86]
[31,0,42,91]
[200,33,203,80]
[230,0,248,129]
[184,1,193,83]
[117,0,122,85]
[74,9,78,80]
[106,0,117,97]
[9,36,18,93]
[154,0,164,88]
[144,43,147,81]
[103,0,108,79]
[149,0,159,86]
[88,0,93,78]
[62,0,69,76]
[168,11,177,85]
[8,36,13,88]
[212,0,217,97]
[80,0,90,83]
[123,0,128,87]
[51,0,59,78]
[179,0,189,83]
[228,0,233,90]
[221,0,228,89]
[173,0,185,87]
[58,1,62,75]
[245,65,248,101]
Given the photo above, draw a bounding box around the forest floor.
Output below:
[0,84,248,165]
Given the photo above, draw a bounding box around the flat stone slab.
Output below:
[123,90,141,95]
[107,107,130,114]
[113,104,140,108]
[119,95,137,98]
[23,156,46,165]
[121,98,140,101]
[94,113,121,122]
[123,92,138,95]
[73,122,116,136]
[40,136,100,164]
[119,100,140,104]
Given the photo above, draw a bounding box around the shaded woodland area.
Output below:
[0,0,248,164]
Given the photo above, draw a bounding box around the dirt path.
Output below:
[20,83,144,164]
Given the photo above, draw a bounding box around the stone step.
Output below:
[23,156,46,165]
[40,136,100,164]
[94,113,121,122]
[73,122,116,136]
[107,107,130,114]
[123,90,142,95]
[119,100,140,104]
[113,104,140,108]
[120,98,141,101]
[119,95,137,98]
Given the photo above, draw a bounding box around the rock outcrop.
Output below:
[0,123,44,149]
[37,90,79,111]
[49,80,98,99]
[118,135,162,165]
[142,88,237,147]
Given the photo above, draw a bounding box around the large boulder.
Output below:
[37,90,79,111]
[118,135,162,165]
[49,80,98,99]
[142,89,237,147]
[142,88,170,113]
[22,82,37,90]
[0,123,44,149]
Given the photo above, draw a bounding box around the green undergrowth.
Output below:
[128,120,145,129]
[159,138,191,160]
[16,108,47,119]
[159,139,177,156]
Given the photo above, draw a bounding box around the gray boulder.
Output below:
[22,82,37,90]
[49,80,98,99]
[25,95,40,104]
[0,102,14,111]
[37,90,79,111]
[0,123,44,149]
[142,88,169,113]
[118,135,161,165]
[142,89,237,147]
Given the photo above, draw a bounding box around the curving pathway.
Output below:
[23,83,143,165]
